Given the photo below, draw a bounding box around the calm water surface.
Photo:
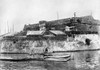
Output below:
[0,60,100,70]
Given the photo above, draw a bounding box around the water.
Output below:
[0,60,100,70]
[0,60,71,70]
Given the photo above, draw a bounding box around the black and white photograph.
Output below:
[0,0,100,70]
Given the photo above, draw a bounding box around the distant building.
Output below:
[21,15,99,37]
[39,21,46,31]
[2,15,99,42]
[23,24,39,31]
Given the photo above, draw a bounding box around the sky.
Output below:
[0,0,100,34]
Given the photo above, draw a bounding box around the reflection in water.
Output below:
[0,60,100,70]
[0,60,76,70]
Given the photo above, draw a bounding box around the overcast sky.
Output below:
[0,0,100,34]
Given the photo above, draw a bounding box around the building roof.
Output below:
[27,31,44,35]
[50,30,66,35]
[27,30,66,36]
